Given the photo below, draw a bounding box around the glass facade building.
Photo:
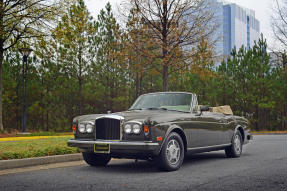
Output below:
[209,0,261,58]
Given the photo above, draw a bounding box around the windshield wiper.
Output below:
[146,107,167,110]
[128,108,142,111]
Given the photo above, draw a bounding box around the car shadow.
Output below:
[183,152,227,166]
[79,159,160,174]
[78,151,228,174]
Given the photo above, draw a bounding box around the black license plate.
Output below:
[94,143,110,153]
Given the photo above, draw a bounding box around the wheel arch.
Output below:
[235,125,245,142]
[160,125,187,153]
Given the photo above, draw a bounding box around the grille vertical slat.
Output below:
[96,118,120,140]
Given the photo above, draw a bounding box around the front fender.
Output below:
[234,124,250,144]
[154,123,186,154]
[164,125,184,140]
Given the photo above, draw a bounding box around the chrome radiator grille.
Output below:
[95,118,121,140]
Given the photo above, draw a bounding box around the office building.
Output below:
[208,0,261,59]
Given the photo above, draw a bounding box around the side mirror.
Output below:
[200,105,210,112]
[195,105,210,116]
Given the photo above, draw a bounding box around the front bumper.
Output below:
[243,130,253,144]
[247,133,253,140]
[68,139,160,156]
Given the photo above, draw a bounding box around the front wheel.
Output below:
[225,130,243,158]
[82,152,111,166]
[156,132,185,171]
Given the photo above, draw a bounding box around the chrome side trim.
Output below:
[187,143,231,151]
[68,139,159,146]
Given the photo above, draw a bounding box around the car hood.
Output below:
[73,110,186,125]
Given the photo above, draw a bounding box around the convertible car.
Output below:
[68,92,252,171]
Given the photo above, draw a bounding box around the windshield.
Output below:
[129,93,192,112]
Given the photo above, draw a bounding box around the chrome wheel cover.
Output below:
[166,139,181,165]
[234,134,242,154]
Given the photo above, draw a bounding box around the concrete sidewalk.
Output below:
[0,153,82,170]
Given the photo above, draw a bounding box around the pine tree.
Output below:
[95,3,128,112]
[53,0,96,115]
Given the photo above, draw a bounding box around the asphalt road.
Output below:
[0,135,287,191]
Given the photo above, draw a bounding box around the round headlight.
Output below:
[124,124,132,134]
[78,123,86,133]
[132,124,141,134]
[86,124,94,133]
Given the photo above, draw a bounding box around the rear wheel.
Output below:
[157,132,184,171]
[225,130,243,158]
[82,152,111,166]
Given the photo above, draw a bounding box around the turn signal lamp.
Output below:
[157,136,163,141]
[144,125,149,135]
[72,124,76,134]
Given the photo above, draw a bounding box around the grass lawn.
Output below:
[0,137,79,160]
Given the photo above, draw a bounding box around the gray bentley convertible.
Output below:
[68,92,252,171]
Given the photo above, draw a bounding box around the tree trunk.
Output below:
[202,81,206,101]
[150,75,153,92]
[0,46,3,131]
[255,104,259,131]
[162,65,168,91]
[223,81,226,105]
[46,110,49,131]
[46,85,49,131]
[0,0,3,131]
[135,72,139,98]
[161,0,168,92]
[16,60,21,130]
[139,73,143,95]
[78,77,83,115]
[106,73,110,111]
[41,77,44,131]
[78,47,83,115]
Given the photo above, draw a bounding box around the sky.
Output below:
[227,0,275,48]
[85,0,275,48]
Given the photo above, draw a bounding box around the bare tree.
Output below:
[271,0,287,129]
[270,0,287,69]
[271,0,287,48]
[126,0,218,91]
[0,0,66,131]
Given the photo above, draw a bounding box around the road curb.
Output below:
[0,153,83,170]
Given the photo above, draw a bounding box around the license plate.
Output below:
[94,143,110,154]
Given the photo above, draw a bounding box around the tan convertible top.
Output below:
[209,105,233,115]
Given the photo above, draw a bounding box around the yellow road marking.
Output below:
[0,135,73,142]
